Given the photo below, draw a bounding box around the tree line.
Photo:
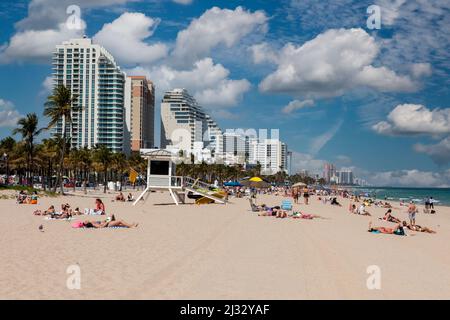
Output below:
[0,85,324,194]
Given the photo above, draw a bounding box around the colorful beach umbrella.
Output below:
[241,177,270,188]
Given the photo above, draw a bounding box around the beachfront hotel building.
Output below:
[323,163,337,183]
[248,138,289,175]
[51,37,126,153]
[337,169,354,185]
[160,88,222,151]
[124,76,155,153]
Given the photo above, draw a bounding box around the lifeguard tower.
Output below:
[133,149,227,206]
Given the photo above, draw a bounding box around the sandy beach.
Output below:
[1,189,450,300]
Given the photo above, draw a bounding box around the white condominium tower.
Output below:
[249,139,289,175]
[160,88,221,151]
[52,37,126,153]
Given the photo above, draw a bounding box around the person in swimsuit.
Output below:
[292,212,326,219]
[303,188,309,205]
[402,221,436,234]
[380,209,401,223]
[33,205,56,216]
[407,202,417,225]
[82,215,138,228]
[368,222,406,236]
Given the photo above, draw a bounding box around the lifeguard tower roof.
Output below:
[140,149,174,160]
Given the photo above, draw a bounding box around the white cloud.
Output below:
[195,79,250,107]
[259,28,417,99]
[0,99,23,128]
[126,58,250,108]
[172,6,268,66]
[411,63,432,78]
[0,22,85,64]
[373,104,450,136]
[282,99,314,114]
[414,137,450,166]
[249,42,279,64]
[309,118,344,155]
[173,0,193,4]
[40,76,54,96]
[368,169,450,188]
[15,0,136,30]
[93,12,168,65]
[291,151,327,175]
[0,0,141,64]
[376,0,407,25]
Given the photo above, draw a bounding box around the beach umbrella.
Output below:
[223,181,242,187]
[240,177,270,188]
[292,182,307,188]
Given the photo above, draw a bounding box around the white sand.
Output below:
[1,189,450,299]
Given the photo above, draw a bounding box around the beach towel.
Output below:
[45,217,75,221]
[84,208,103,215]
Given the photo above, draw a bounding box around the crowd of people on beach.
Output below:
[242,185,438,236]
[16,190,39,204]
[31,197,138,229]
[22,182,438,235]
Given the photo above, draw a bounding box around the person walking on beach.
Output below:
[429,197,435,210]
[293,189,299,204]
[303,187,309,205]
[407,201,417,225]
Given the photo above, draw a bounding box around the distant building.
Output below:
[323,163,336,183]
[249,138,288,175]
[124,76,155,153]
[338,169,354,185]
[52,37,126,153]
[160,89,221,151]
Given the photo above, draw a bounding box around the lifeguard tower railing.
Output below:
[147,175,184,189]
[183,177,227,204]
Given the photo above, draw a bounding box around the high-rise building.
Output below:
[52,37,126,152]
[124,76,155,153]
[323,163,336,183]
[249,138,288,175]
[337,169,354,185]
[160,88,221,151]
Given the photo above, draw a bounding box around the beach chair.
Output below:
[281,199,293,211]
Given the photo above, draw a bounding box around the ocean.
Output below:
[350,187,450,206]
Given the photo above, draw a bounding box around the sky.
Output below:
[0,0,450,187]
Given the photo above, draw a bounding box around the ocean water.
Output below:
[350,187,450,206]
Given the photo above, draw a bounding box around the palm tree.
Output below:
[111,152,127,189]
[44,85,78,194]
[35,138,58,191]
[12,113,44,186]
[93,144,112,193]
[0,137,16,185]
[77,147,92,194]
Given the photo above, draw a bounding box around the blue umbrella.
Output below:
[223,181,242,187]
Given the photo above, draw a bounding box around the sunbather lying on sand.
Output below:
[402,221,436,234]
[379,209,401,223]
[368,222,407,236]
[258,205,281,216]
[292,212,326,219]
[33,205,55,216]
[81,215,138,228]
[358,204,371,216]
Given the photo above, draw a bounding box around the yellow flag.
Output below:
[129,168,138,184]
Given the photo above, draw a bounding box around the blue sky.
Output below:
[1,0,450,186]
